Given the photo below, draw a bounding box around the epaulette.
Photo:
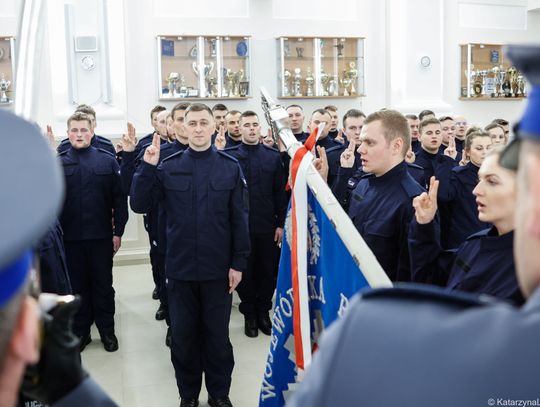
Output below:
[97,148,116,158]
[360,283,497,308]
[223,145,241,152]
[465,227,492,241]
[161,149,185,163]
[96,135,114,146]
[400,175,424,198]
[262,144,280,153]
[407,162,424,170]
[58,138,70,146]
[326,144,345,154]
[57,149,69,156]
[218,150,240,163]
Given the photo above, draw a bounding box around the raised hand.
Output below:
[340,140,356,168]
[444,134,457,160]
[46,125,55,146]
[335,128,345,144]
[412,176,439,224]
[143,133,161,166]
[405,148,416,163]
[120,122,137,152]
[313,146,329,182]
[214,125,226,150]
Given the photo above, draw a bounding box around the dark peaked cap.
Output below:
[0,110,64,269]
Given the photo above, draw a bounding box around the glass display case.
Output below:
[276,36,365,99]
[157,35,251,100]
[460,43,527,100]
[0,37,15,106]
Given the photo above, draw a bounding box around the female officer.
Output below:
[438,130,493,248]
[485,122,508,145]
[409,147,523,305]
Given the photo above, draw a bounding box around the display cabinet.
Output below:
[460,43,527,100]
[0,37,15,106]
[157,35,251,100]
[276,36,365,99]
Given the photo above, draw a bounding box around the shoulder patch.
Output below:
[361,283,497,308]
[58,138,70,145]
[57,149,69,156]
[218,150,240,163]
[162,149,184,163]
[97,148,116,157]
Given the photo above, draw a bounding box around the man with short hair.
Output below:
[405,114,421,153]
[224,110,242,148]
[333,110,423,281]
[59,112,128,352]
[130,103,250,407]
[307,109,342,151]
[288,44,540,407]
[418,109,435,121]
[324,105,340,139]
[224,111,286,338]
[438,116,460,161]
[286,105,309,142]
[56,105,116,156]
[453,115,468,152]
[212,103,228,131]
[136,105,167,151]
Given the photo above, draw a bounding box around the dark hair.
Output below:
[171,103,191,119]
[419,117,441,134]
[438,116,454,123]
[464,130,491,150]
[405,114,418,120]
[492,118,509,127]
[364,109,410,156]
[324,105,338,112]
[311,108,332,119]
[286,104,304,111]
[67,112,93,128]
[240,110,258,121]
[150,105,166,120]
[342,109,366,128]
[225,110,242,119]
[466,126,482,137]
[184,103,213,119]
[418,110,435,121]
[75,104,96,120]
[212,103,228,112]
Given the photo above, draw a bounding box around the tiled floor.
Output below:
[81,263,270,406]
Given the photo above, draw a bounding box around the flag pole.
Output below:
[260,87,391,288]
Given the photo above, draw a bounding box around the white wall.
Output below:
[2,0,539,260]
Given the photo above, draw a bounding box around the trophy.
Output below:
[517,74,525,97]
[492,66,502,97]
[296,47,304,58]
[0,73,11,103]
[192,61,214,96]
[178,74,188,98]
[207,77,218,97]
[320,70,330,96]
[328,75,338,96]
[305,67,315,96]
[344,61,358,95]
[239,80,249,97]
[292,68,302,96]
[224,68,235,97]
[167,72,180,97]
[282,69,291,96]
[233,69,245,97]
[335,42,344,58]
[339,74,351,96]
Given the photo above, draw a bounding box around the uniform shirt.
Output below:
[57,135,116,156]
[288,284,537,407]
[130,146,250,280]
[59,146,128,241]
[438,162,488,248]
[346,161,424,281]
[455,138,464,153]
[225,135,242,149]
[409,220,523,304]
[293,131,309,143]
[411,139,421,153]
[224,143,286,234]
[415,147,456,187]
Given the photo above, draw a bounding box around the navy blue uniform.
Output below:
[342,161,424,281]
[224,143,286,318]
[438,143,462,162]
[36,220,72,295]
[293,131,309,143]
[57,134,116,156]
[288,284,537,407]
[225,135,242,149]
[130,146,250,400]
[59,146,128,338]
[409,219,523,304]
[411,139,421,153]
[456,137,464,153]
[438,162,488,248]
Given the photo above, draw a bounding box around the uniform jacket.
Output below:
[57,135,116,157]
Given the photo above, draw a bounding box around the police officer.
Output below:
[224,110,286,338]
[333,109,424,282]
[59,112,128,352]
[56,104,116,156]
[224,110,243,148]
[130,103,250,407]
[405,114,421,153]
[0,109,117,407]
[133,105,167,158]
[286,105,310,142]
[288,44,540,407]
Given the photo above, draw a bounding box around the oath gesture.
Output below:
[120,122,137,152]
[313,146,329,183]
[335,128,345,144]
[444,134,458,160]
[143,133,161,166]
[214,125,226,150]
[340,140,356,168]
[412,176,439,224]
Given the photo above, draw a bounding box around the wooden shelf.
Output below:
[278,95,363,99]
[459,96,526,101]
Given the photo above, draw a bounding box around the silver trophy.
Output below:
[192,61,214,96]
[345,61,358,95]
[305,67,315,96]
[0,73,11,103]
[292,68,303,96]
[167,72,180,97]
[224,68,235,97]
[282,69,291,96]
[320,70,330,96]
